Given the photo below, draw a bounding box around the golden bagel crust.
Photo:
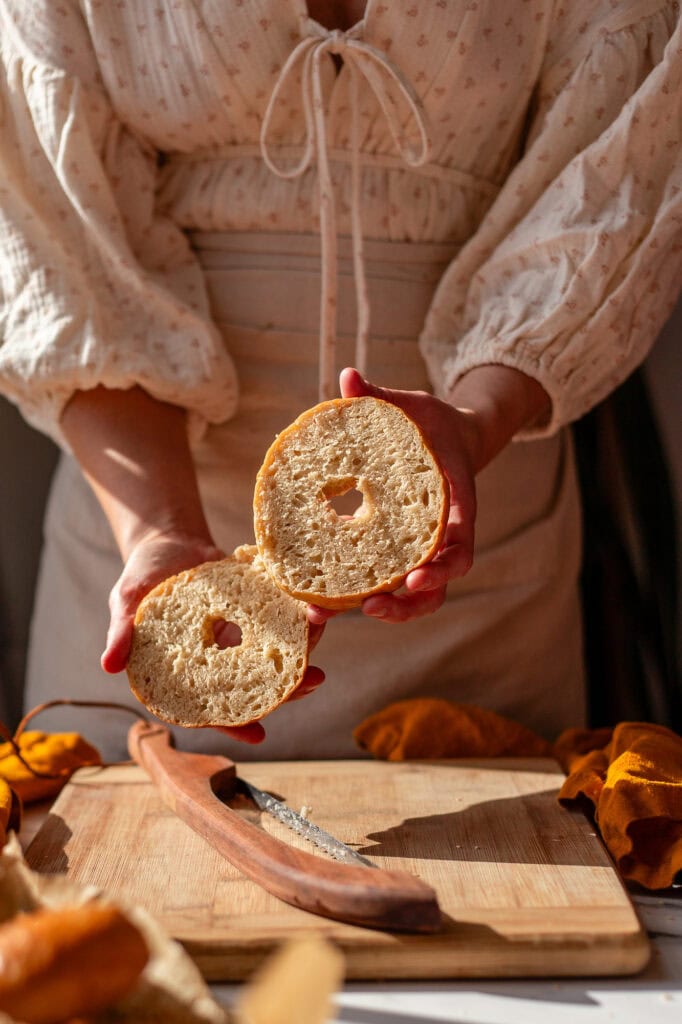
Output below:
[0,903,148,1024]
[127,545,309,727]
[254,397,449,609]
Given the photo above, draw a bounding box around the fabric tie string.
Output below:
[261,23,431,400]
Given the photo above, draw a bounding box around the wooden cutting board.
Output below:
[26,759,649,981]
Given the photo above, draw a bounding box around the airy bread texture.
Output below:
[127,545,309,727]
[254,396,449,609]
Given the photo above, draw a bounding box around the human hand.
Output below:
[308,367,478,626]
[101,528,325,744]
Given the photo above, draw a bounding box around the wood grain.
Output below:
[127,721,440,932]
[25,759,650,981]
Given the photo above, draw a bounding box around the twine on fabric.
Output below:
[3,699,149,780]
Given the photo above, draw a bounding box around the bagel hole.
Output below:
[321,478,367,519]
[330,488,363,517]
[211,618,243,649]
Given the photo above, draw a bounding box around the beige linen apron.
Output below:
[26,232,585,760]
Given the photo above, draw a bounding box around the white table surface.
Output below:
[210,886,682,1023]
[21,803,682,1024]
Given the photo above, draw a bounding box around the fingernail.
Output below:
[366,600,389,617]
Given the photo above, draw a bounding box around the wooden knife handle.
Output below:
[128,721,441,933]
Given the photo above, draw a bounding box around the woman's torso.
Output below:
[29,229,585,760]
[74,0,575,245]
[23,1,591,756]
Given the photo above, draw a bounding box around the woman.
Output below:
[0,1,680,760]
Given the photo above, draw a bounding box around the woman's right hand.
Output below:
[101,527,225,676]
[101,527,325,744]
[60,386,325,744]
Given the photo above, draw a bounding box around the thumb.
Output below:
[101,614,134,674]
[101,582,138,674]
[340,367,421,424]
[339,367,400,405]
[339,366,375,399]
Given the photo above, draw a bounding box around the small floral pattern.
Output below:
[0,0,680,443]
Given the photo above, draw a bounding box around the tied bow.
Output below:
[261,22,431,400]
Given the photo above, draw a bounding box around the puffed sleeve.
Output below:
[420,2,682,438]
[0,1,238,446]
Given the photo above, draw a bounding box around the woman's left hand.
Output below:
[308,367,479,625]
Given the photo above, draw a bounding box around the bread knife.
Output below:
[235,778,376,868]
[128,720,441,932]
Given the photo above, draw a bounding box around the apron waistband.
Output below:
[189,230,460,270]
[190,231,458,345]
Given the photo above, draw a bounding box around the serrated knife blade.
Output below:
[238,778,377,868]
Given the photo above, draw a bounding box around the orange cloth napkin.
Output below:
[354,698,553,760]
[0,730,102,804]
[0,779,20,849]
[354,699,682,890]
[0,730,102,844]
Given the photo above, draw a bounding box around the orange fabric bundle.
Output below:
[354,699,552,760]
[0,780,20,849]
[558,722,682,890]
[354,699,682,890]
[0,731,101,807]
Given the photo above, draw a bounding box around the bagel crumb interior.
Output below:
[254,397,448,607]
[127,545,308,726]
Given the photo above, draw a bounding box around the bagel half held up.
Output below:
[126,545,309,727]
[254,397,449,610]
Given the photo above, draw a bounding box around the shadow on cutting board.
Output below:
[357,789,604,867]
[24,813,72,874]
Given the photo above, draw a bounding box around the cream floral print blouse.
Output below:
[0,0,680,443]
